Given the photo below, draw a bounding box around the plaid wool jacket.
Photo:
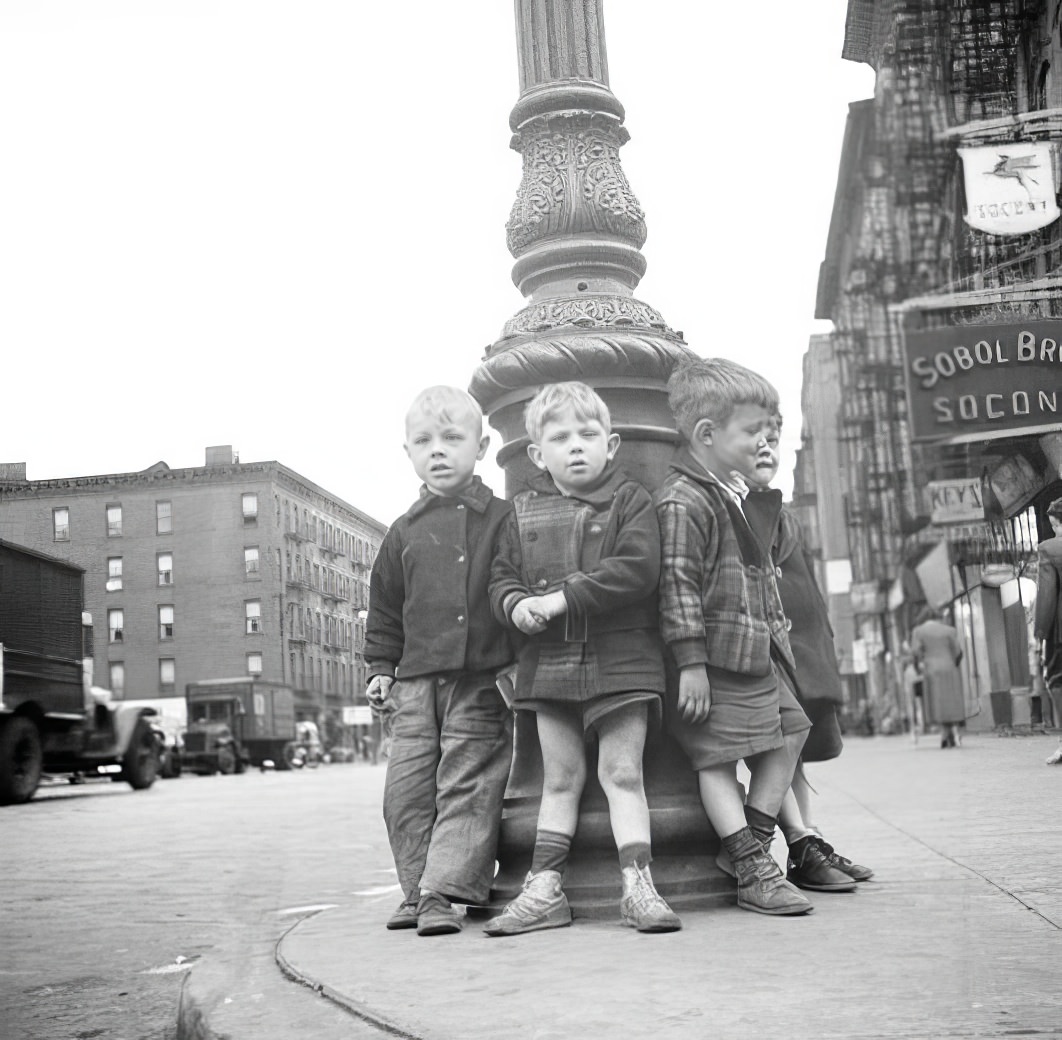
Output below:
[655,449,794,677]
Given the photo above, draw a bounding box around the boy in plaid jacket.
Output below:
[655,358,813,916]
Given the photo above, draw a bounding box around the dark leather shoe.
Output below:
[416,893,463,936]
[385,898,420,930]
[787,836,857,892]
[811,835,874,882]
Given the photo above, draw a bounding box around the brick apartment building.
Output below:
[0,447,387,743]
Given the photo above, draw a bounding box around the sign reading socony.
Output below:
[903,321,1062,441]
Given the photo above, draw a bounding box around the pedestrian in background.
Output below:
[910,606,966,748]
[485,382,680,936]
[364,386,514,936]
[1034,496,1062,765]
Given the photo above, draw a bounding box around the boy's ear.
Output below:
[476,435,490,461]
[527,443,547,470]
[692,418,714,445]
[606,431,621,460]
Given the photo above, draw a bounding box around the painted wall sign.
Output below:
[902,321,1062,441]
[927,478,984,523]
[959,143,1060,234]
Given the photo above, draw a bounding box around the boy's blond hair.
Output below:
[667,359,780,440]
[405,386,483,438]
[523,381,611,443]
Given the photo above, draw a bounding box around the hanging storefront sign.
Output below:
[903,320,1062,441]
[927,477,984,523]
[849,580,885,615]
[959,143,1060,234]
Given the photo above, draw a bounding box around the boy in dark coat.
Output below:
[485,381,680,936]
[364,386,514,936]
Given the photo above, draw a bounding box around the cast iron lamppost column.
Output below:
[470,0,729,914]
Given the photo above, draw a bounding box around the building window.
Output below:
[246,600,262,634]
[158,605,174,640]
[53,507,69,542]
[157,552,173,586]
[108,608,124,643]
[246,652,263,676]
[244,546,259,576]
[159,658,175,690]
[156,501,172,535]
[106,557,123,592]
[242,492,258,523]
[109,662,125,695]
[106,505,122,537]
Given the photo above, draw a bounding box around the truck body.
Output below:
[183,678,298,771]
[0,540,160,804]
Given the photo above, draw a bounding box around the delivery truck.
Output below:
[0,540,159,804]
[183,678,300,771]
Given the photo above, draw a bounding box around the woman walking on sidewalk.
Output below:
[910,607,967,748]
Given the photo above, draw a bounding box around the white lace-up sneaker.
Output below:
[483,870,572,937]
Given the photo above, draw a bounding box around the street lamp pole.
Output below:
[470,0,728,914]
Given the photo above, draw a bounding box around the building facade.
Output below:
[801,0,1062,729]
[0,447,387,745]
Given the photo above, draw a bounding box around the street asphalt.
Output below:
[177,728,1062,1040]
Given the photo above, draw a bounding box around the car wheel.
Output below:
[122,717,160,790]
[0,716,43,805]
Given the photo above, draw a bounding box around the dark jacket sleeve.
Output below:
[363,524,405,678]
[488,511,532,628]
[563,484,661,619]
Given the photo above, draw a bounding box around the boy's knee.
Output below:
[598,757,644,793]
[543,760,586,796]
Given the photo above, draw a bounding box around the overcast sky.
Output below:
[0,2,874,527]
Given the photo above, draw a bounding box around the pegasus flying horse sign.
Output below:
[959,143,1060,234]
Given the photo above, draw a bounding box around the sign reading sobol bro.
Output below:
[903,321,1062,441]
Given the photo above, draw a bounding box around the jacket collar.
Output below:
[525,463,630,510]
[405,475,493,520]
[668,446,735,494]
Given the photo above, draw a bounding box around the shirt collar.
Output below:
[405,475,492,520]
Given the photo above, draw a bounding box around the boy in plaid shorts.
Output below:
[655,358,813,916]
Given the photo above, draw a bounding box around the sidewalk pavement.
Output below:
[179,730,1062,1040]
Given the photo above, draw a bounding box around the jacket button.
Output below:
[458,555,465,563]
[589,525,602,535]
[775,566,783,578]
[785,618,793,631]
[456,504,465,510]
[536,579,548,589]
[457,615,465,623]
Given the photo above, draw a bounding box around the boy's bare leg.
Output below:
[535,708,587,836]
[594,702,650,848]
[484,708,583,936]
[789,762,817,836]
[696,763,747,837]
[596,702,681,931]
[744,730,805,821]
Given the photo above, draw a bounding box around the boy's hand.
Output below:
[366,675,394,714]
[512,599,548,635]
[677,666,711,724]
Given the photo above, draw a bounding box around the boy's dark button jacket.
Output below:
[365,477,513,680]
